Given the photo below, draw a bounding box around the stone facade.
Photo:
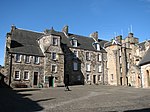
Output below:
[4,25,108,88]
[4,25,150,88]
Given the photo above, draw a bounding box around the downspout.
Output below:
[102,53,104,85]
[139,66,143,88]
[9,53,12,87]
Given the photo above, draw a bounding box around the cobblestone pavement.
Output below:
[1,85,150,112]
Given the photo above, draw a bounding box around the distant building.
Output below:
[4,25,108,88]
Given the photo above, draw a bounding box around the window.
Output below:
[98,64,102,72]
[98,75,102,81]
[73,62,78,70]
[111,74,114,80]
[120,67,122,73]
[15,54,21,62]
[24,71,29,80]
[34,56,40,64]
[73,50,78,58]
[86,52,91,61]
[87,74,90,81]
[52,52,57,60]
[98,54,102,61]
[52,64,57,73]
[14,71,20,80]
[25,55,30,63]
[86,63,90,71]
[53,38,58,46]
[95,43,100,51]
[72,39,77,47]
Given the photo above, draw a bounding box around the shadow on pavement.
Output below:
[124,108,150,112]
[0,87,44,112]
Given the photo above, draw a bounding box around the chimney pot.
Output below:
[62,25,69,34]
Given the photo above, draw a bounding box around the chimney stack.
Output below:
[128,33,134,38]
[90,31,98,41]
[62,25,69,34]
[11,24,16,32]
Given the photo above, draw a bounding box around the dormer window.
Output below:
[93,42,100,51]
[71,38,77,47]
[15,54,22,62]
[96,43,100,51]
[34,56,40,64]
[52,37,58,46]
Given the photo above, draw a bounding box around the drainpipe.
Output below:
[139,66,143,88]
[102,53,104,85]
[9,53,12,87]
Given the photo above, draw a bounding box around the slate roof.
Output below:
[138,40,150,51]
[45,29,108,52]
[9,27,108,56]
[10,29,44,56]
[138,48,150,66]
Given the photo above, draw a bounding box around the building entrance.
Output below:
[49,76,54,87]
[33,72,38,85]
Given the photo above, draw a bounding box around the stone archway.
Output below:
[146,70,150,87]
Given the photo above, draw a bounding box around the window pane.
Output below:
[98,65,102,72]
[34,56,40,64]
[87,74,90,81]
[98,54,102,61]
[74,51,78,58]
[25,55,30,63]
[15,71,20,80]
[53,38,58,45]
[52,53,56,60]
[52,65,57,73]
[86,63,90,71]
[16,54,21,62]
[72,39,77,47]
[86,52,90,61]
[24,71,29,80]
[73,62,78,70]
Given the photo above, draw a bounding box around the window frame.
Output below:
[15,54,22,62]
[72,39,77,47]
[51,64,57,73]
[24,71,29,80]
[25,55,31,63]
[14,71,20,80]
[52,37,58,46]
[98,54,102,62]
[87,74,90,81]
[98,64,102,73]
[86,52,91,61]
[34,56,40,64]
[73,62,78,71]
[86,63,91,72]
[52,52,57,60]
[73,50,78,58]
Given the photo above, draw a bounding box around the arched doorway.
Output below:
[146,70,150,87]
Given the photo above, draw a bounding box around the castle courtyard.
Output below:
[0,85,150,112]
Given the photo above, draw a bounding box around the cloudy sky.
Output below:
[0,0,150,65]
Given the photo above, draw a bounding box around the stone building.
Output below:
[104,33,142,87]
[104,32,150,88]
[4,25,108,88]
[138,41,150,88]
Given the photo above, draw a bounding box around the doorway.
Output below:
[49,76,54,87]
[33,72,38,85]
[146,70,150,86]
[93,75,96,84]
